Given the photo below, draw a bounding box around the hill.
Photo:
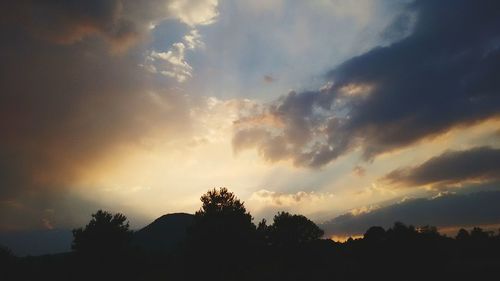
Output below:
[132,213,194,253]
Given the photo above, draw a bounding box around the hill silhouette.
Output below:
[132,213,193,253]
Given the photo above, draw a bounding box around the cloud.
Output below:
[0,29,189,198]
[143,1,218,83]
[167,0,218,27]
[321,190,500,236]
[144,27,209,83]
[1,0,154,53]
[263,75,276,83]
[382,146,500,188]
[183,29,204,50]
[233,0,500,167]
[1,0,136,51]
[0,1,219,230]
[352,166,366,177]
[250,189,334,207]
[0,191,113,231]
[146,43,193,82]
[0,0,218,54]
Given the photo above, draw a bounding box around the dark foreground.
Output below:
[3,223,500,281]
[2,189,500,281]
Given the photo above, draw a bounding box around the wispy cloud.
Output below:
[144,1,218,82]
[250,189,333,207]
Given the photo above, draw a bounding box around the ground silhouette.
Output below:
[2,188,500,281]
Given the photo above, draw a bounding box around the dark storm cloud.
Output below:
[382,146,500,188]
[0,0,191,227]
[233,0,500,167]
[0,0,176,52]
[2,0,134,47]
[321,190,500,236]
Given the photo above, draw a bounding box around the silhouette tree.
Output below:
[418,225,442,240]
[257,218,268,232]
[189,188,255,243]
[192,189,249,235]
[0,244,14,263]
[364,226,386,242]
[386,221,418,242]
[456,228,470,241]
[470,227,490,240]
[267,212,324,247]
[257,218,269,243]
[72,210,133,256]
[187,188,257,280]
[193,188,255,233]
[0,244,12,256]
[0,245,15,280]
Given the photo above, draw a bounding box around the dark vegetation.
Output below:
[2,188,500,281]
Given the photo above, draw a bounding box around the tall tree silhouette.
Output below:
[72,210,133,256]
[187,188,256,280]
[189,188,255,245]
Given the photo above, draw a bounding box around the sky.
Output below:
[1,0,500,250]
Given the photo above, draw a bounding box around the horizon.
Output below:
[1,0,500,257]
[2,188,500,256]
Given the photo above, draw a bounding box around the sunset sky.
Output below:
[1,0,499,246]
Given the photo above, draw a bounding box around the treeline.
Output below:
[1,188,500,281]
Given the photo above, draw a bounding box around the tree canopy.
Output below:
[267,212,324,246]
[197,187,251,218]
[189,188,255,245]
[72,210,133,255]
